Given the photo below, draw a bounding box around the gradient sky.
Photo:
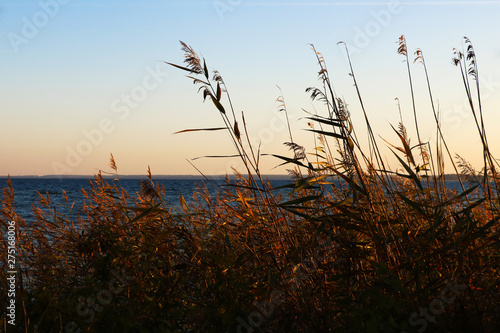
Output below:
[1,0,500,176]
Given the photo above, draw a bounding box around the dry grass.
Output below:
[1,37,499,332]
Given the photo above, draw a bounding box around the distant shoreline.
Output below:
[0,174,293,180]
[0,174,467,181]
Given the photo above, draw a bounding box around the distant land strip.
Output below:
[0,174,469,181]
[0,174,292,180]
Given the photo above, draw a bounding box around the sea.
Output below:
[0,176,465,223]
[0,176,292,223]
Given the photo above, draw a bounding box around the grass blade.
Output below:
[174,127,226,134]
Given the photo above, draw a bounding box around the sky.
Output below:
[1,0,500,176]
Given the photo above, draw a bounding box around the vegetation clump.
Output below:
[1,37,499,332]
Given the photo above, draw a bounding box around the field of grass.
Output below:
[1,37,499,332]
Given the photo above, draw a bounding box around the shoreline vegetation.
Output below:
[1,37,499,332]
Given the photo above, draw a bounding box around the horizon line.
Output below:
[0,174,291,178]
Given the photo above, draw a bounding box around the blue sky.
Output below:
[1,0,500,175]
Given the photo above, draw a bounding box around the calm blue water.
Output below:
[0,177,465,223]
[0,177,293,222]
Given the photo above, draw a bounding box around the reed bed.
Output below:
[1,37,499,332]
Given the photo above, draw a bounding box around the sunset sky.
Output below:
[1,0,500,176]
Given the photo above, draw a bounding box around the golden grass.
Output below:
[1,37,499,332]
